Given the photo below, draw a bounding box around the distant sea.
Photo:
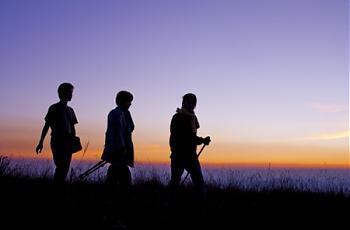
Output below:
[6,158,350,195]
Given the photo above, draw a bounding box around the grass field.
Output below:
[0,156,349,229]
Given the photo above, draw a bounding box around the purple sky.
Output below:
[0,0,348,166]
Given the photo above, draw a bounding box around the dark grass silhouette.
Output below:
[0,156,349,230]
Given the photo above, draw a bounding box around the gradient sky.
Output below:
[0,0,348,168]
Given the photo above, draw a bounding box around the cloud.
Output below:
[283,130,349,142]
[308,102,345,113]
[305,130,350,140]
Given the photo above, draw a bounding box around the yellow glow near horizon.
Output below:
[1,125,348,169]
[5,141,348,169]
[307,130,350,140]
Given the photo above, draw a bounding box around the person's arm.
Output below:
[101,111,125,162]
[109,111,125,150]
[195,135,211,145]
[71,107,78,136]
[36,122,49,154]
[169,115,176,152]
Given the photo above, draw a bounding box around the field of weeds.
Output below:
[0,156,349,229]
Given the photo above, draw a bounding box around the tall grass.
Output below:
[0,156,10,177]
[1,155,349,195]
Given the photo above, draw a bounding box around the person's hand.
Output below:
[36,143,43,154]
[101,147,127,163]
[203,136,211,145]
[101,150,112,163]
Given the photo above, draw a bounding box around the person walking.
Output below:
[36,82,79,184]
[169,93,211,194]
[101,90,135,194]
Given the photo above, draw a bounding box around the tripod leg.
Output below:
[79,161,106,179]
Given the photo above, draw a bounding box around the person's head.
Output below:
[182,93,197,111]
[58,83,74,102]
[116,91,133,110]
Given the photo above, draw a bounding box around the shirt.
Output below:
[45,102,78,139]
[103,107,135,166]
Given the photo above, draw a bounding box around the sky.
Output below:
[0,0,348,168]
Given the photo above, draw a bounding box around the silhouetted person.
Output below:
[169,93,211,194]
[101,91,135,195]
[36,83,78,184]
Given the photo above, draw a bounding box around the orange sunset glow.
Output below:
[0,0,348,170]
[2,128,348,168]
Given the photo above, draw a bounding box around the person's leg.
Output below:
[169,159,184,189]
[103,164,122,227]
[51,144,72,221]
[186,158,205,193]
[167,158,185,214]
[104,164,131,225]
[121,165,132,186]
[116,165,132,195]
[107,163,131,186]
[51,145,72,184]
[105,164,122,196]
[106,164,115,185]
[184,159,206,223]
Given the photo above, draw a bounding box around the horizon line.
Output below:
[8,155,350,169]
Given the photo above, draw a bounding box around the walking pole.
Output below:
[180,144,207,186]
[79,160,108,180]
